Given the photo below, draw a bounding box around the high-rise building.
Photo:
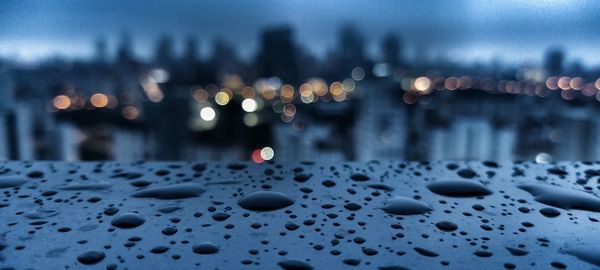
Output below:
[256,26,298,82]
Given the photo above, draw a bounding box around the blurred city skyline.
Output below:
[2,0,600,65]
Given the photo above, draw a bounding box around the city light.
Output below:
[243,113,259,127]
[241,98,258,112]
[122,106,140,120]
[215,91,230,106]
[251,149,264,163]
[140,74,165,102]
[280,84,294,103]
[282,103,296,117]
[351,67,365,81]
[260,147,274,160]
[150,69,170,83]
[200,107,216,121]
[53,95,71,110]
[535,152,552,164]
[413,77,432,93]
[342,78,356,92]
[193,88,209,102]
[90,93,109,108]
[373,63,391,77]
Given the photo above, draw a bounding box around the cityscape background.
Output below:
[1,0,600,162]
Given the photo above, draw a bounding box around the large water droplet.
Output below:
[192,242,219,254]
[132,183,205,200]
[111,213,145,228]
[382,197,432,215]
[0,176,26,188]
[278,259,313,270]
[427,180,492,197]
[77,250,105,265]
[519,184,600,212]
[238,191,294,211]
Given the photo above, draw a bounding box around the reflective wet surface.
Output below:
[1,161,600,269]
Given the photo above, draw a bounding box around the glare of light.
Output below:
[300,94,315,103]
[535,153,552,164]
[122,106,140,120]
[373,63,391,77]
[242,86,256,99]
[342,78,356,92]
[223,74,243,90]
[300,83,314,97]
[280,113,294,123]
[351,67,365,81]
[241,98,258,112]
[53,95,71,110]
[283,104,296,117]
[403,91,418,104]
[569,77,584,90]
[215,91,230,106]
[150,69,170,83]
[445,77,459,90]
[413,76,432,92]
[561,89,575,100]
[458,76,472,89]
[70,96,85,109]
[280,84,294,103]
[310,79,328,96]
[243,113,259,127]
[329,81,344,96]
[272,101,284,113]
[582,83,597,96]
[260,147,274,161]
[251,149,264,163]
[193,88,209,102]
[139,74,164,102]
[595,78,600,90]
[200,107,216,121]
[90,93,109,108]
[107,95,119,109]
[254,79,277,100]
[546,76,559,90]
[557,77,571,90]
[333,91,347,102]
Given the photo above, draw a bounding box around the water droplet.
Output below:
[132,183,205,200]
[238,191,294,211]
[382,197,432,215]
[77,250,105,265]
[519,184,600,212]
[111,213,145,228]
[427,180,492,197]
[192,242,219,254]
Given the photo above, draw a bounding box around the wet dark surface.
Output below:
[1,161,600,269]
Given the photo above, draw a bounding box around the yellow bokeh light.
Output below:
[280,84,295,103]
[53,95,71,110]
[329,82,344,96]
[215,91,230,106]
[90,93,109,108]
